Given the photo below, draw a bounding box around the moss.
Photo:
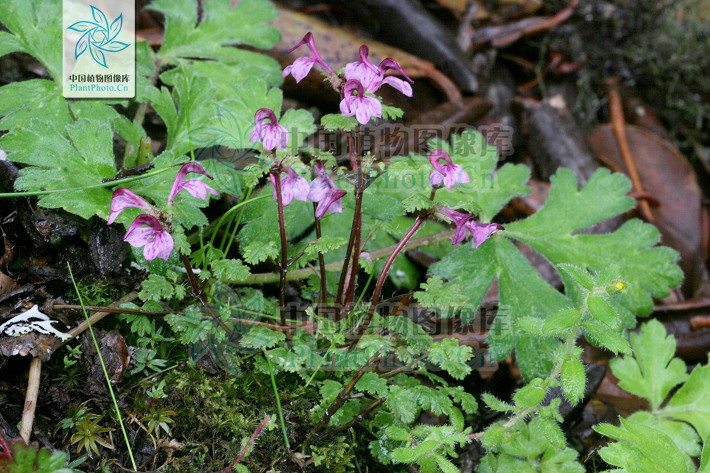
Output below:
[159,364,368,472]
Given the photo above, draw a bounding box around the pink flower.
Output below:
[108,188,152,224]
[123,214,174,261]
[440,207,503,249]
[428,149,470,189]
[168,162,218,205]
[339,80,382,125]
[308,163,346,218]
[282,32,334,83]
[344,46,413,97]
[249,108,289,151]
[270,167,310,206]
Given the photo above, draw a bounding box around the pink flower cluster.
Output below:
[426,149,502,248]
[249,108,347,217]
[282,33,414,125]
[108,162,218,261]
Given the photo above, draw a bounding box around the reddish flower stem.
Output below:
[334,130,360,318]
[217,414,271,473]
[357,188,437,337]
[272,171,289,327]
[313,203,328,316]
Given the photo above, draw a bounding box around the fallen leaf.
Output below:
[588,124,706,297]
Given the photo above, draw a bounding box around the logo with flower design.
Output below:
[66,5,129,68]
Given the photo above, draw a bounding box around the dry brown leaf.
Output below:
[588,124,705,296]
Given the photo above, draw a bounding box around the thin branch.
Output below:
[217,415,271,473]
[19,358,42,443]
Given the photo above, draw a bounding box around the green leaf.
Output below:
[387,385,421,424]
[610,319,688,410]
[506,169,682,317]
[148,0,280,62]
[435,455,459,473]
[587,294,619,328]
[139,274,186,303]
[0,80,70,132]
[582,320,631,355]
[533,416,566,449]
[662,362,710,439]
[414,276,469,317]
[401,191,435,213]
[513,378,547,408]
[321,113,358,132]
[482,393,514,413]
[7,442,72,473]
[239,326,285,349]
[242,240,279,265]
[302,236,347,260]
[481,423,505,450]
[413,386,454,416]
[355,372,389,398]
[381,103,404,121]
[428,338,473,380]
[627,411,701,458]
[543,308,581,335]
[210,258,251,283]
[2,119,117,219]
[560,355,586,405]
[595,418,693,473]
[429,168,681,379]
[0,0,62,81]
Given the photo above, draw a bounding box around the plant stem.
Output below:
[218,414,271,473]
[310,356,377,439]
[356,188,437,337]
[334,131,360,317]
[222,187,255,254]
[342,172,365,313]
[265,352,290,450]
[68,263,137,471]
[313,205,328,315]
[0,167,173,198]
[180,253,232,334]
[272,171,289,328]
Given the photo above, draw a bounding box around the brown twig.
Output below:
[62,292,139,344]
[605,78,654,222]
[19,358,42,443]
[218,415,271,473]
[53,304,168,316]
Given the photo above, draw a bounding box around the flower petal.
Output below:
[108,188,151,224]
[284,56,316,83]
[144,230,174,261]
[308,177,330,202]
[382,76,413,97]
[467,221,503,249]
[179,179,219,201]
